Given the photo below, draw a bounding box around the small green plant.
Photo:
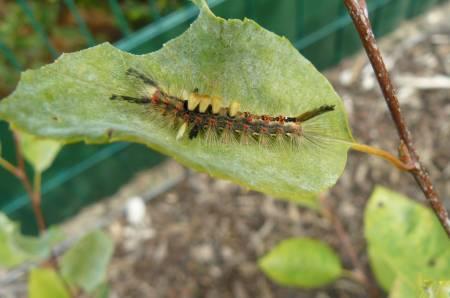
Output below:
[0,131,113,297]
[0,0,449,297]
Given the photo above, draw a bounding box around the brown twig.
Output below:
[2,133,74,296]
[343,0,450,237]
[320,195,380,298]
[358,0,369,19]
[0,157,20,176]
[1,134,47,233]
[12,132,47,233]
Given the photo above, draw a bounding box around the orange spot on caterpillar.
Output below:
[208,117,217,127]
[194,116,202,125]
[151,90,161,103]
[175,102,184,111]
[276,116,285,124]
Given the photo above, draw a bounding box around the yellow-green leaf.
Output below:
[18,130,62,173]
[258,237,342,288]
[60,230,113,293]
[0,212,62,268]
[365,187,450,292]
[29,268,70,298]
[0,0,352,207]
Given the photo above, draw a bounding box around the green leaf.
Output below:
[60,230,114,293]
[419,280,450,298]
[365,187,450,292]
[258,237,342,288]
[17,130,62,173]
[29,268,70,298]
[0,212,62,268]
[390,279,450,298]
[0,1,353,207]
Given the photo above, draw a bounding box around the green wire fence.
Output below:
[0,0,447,234]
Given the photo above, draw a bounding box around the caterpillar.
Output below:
[110,68,335,147]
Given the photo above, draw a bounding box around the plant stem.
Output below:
[32,171,46,233]
[34,171,42,194]
[13,132,25,172]
[0,156,20,176]
[12,132,47,233]
[9,132,73,296]
[320,195,380,298]
[358,0,369,18]
[343,0,450,237]
[351,143,414,171]
[33,170,74,297]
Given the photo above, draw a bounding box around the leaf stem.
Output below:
[343,0,450,237]
[0,156,20,176]
[34,171,42,200]
[351,143,414,171]
[32,171,46,233]
[9,131,73,296]
[33,175,74,297]
[12,132,47,233]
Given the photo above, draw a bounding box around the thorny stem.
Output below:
[320,195,380,298]
[351,143,414,171]
[343,0,450,237]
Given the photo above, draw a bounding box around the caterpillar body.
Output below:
[110,68,335,147]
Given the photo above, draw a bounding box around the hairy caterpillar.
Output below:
[110,68,335,147]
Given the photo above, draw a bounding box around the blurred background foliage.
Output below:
[0,0,187,97]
